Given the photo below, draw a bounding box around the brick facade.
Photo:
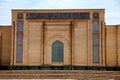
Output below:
[0,9,120,67]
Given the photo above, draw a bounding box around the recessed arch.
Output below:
[52,40,64,62]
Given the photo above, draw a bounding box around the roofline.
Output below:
[0,25,12,27]
[12,9,105,11]
[106,25,120,26]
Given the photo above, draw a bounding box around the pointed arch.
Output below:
[52,40,64,62]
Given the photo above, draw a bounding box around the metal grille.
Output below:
[17,35,23,45]
[16,46,23,62]
[93,20,99,32]
[52,41,64,62]
[93,20,99,63]
[17,20,23,32]
[16,20,23,62]
[93,34,99,46]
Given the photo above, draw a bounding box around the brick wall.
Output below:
[0,26,12,66]
[106,25,120,66]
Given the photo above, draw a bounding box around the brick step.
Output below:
[0,70,119,74]
[0,70,120,79]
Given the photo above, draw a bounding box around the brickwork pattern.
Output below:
[0,70,120,79]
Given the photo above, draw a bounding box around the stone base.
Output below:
[0,66,119,71]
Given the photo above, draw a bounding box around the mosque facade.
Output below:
[0,9,120,69]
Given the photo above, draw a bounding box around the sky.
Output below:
[0,0,120,25]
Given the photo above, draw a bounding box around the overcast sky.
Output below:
[0,0,120,25]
